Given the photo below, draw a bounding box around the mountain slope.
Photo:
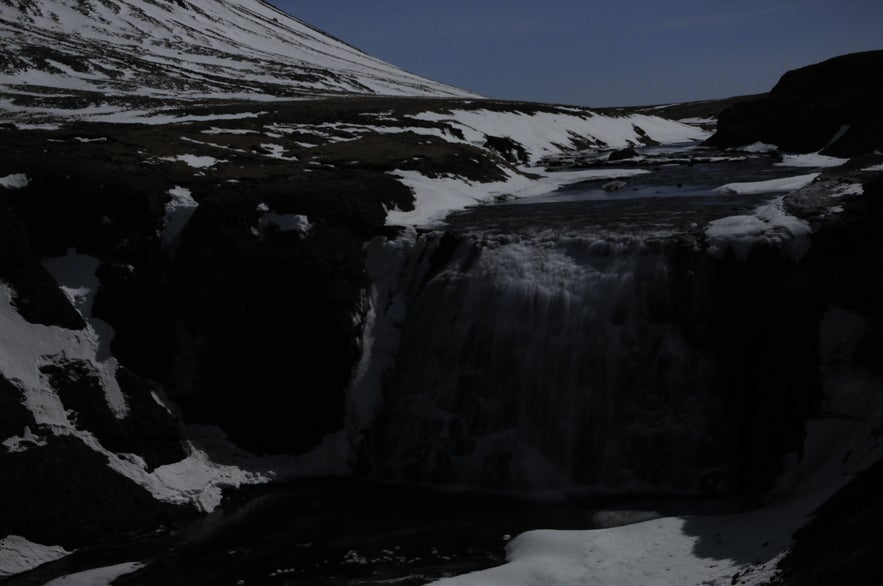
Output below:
[0,0,476,117]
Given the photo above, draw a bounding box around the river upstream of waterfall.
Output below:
[11,147,832,585]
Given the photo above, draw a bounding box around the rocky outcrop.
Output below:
[707,51,883,156]
[768,456,883,586]
[0,435,195,550]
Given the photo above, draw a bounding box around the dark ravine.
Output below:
[362,174,882,499]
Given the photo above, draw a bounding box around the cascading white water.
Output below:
[369,229,726,494]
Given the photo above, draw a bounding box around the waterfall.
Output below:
[364,228,728,495]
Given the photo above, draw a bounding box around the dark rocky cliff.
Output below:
[707,50,883,156]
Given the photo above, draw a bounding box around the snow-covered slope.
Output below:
[0,0,476,115]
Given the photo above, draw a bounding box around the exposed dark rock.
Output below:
[0,435,195,550]
[608,147,640,161]
[0,193,86,329]
[40,359,186,470]
[800,175,883,379]
[310,133,509,182]
[707,245,818,495]
[767,455,883,586]
[707,51,883,156]
[484,135,529,165]
[0,373,36,437]
[166,186,372,454]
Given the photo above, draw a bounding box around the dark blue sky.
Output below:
[267,0,883,107]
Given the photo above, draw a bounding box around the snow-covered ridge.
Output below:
[0,0,476,116]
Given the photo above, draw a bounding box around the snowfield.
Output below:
[0,0,476,121]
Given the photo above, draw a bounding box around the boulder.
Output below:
[608,147,640,161]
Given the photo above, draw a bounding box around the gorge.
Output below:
[1,2,882,584]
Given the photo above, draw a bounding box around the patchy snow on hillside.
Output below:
[410,109,709,164]
[383,108,705,226]
[387,167,650,226]
[0,98,269,125]
[0,0,475,121]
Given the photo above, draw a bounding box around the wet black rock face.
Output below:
[0,193,86,330]
[0,374,36,438]
[768,456,883,586]
[707,50,883,156]
[0,434,196,550]
[165,175,404,454]
[40,359,187,470]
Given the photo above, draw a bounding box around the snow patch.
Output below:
[202,127,259,135]
[677,116,717,125]
[430,501,806,586]
[410,109,708,164]
[2,426,47,453]
[705,196,811,261]
[160,154,226,169]
[254,203,312,236]
[776,153,848,168]
[861,163,883,172]
[43,562,145,586]
[0,535,70,577]
[713,172,820,195]
[259,213,312,236]
[829,183,864,198]
[161,186,198,247]
[259,143,298,161]
[0,173,29,189]
[737,142,778,153]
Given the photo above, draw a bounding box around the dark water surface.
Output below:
[12,479,746,586]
